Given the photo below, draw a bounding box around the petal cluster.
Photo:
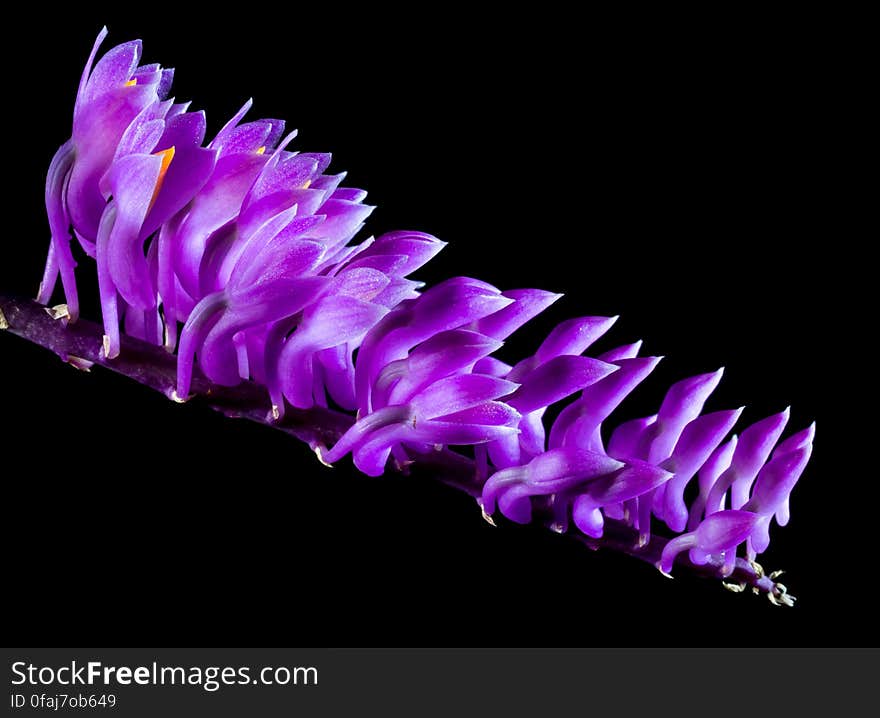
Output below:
[40,29,816,587]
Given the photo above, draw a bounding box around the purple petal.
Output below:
[743,446,812,517]
[580,460,673,507]
[518,410,547,458]
[410,374,519,420]
[535,316,619,364]
[247,153,319,202]
[176,290,229,397]
[103,153,163,308]
[528,447,624,486]
[409,419,519,446]
[42,140,78,318]
[169,152,269,298]
[658,509,758,575]
[307,205,375,255]
[320,345,357,411]
[472,288,562,341]
[375,329,502,408]
[549,356,662,450]
[473,356,512,377]
[333,267,391,301]
[705,408,791,514]
[436,401,522,428]
[350,230,446,277]
[228,276,330,324]
[75,27,109,114]
[686,435,738,532]
[772,422,816,458]
[69,84,163,240]
[482,447,623,517]
[647,368,725,463]
[608,415,657,461]
[232,237,325,293]
[143,143,217,238]
[694,509,759,553]
[370,277,423,308]
[598,341,643,362]
[355,278,512,412]
[507,355,618,414]
[82,39,142,104]
[660,408,744,532]
[497,485,535,524]
[729,407,791,508]
[278,296,386,409]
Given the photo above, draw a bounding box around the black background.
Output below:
[2,8,868,645]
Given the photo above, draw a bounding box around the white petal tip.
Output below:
[66,355,94,372]
[656,565,674,580]
[170,389,187,404]
[0,307,8,330]
[314,445,333,468]
[480,507,497,527]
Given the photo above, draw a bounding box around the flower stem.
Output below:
[0,293,793,605]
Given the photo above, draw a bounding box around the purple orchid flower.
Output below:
[18,27,817,605]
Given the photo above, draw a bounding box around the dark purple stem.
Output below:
[0,294,794,606]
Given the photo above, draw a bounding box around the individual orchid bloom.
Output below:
[321,372,522,476]
[768,422,816,527]
[371,329,503,411]
[328,230,446,307]
[685,436,738,531]
[481,448,625,523]
[40,27,176,321]
[487,353,620,468]
[176,232,331,399]
[505,316,620,383]
[195,145,331,296]
[596,341,644,363]
[96,102,217,358]
[571,460,674,538]
[255,230,447,417]
[353,325,507,457]
[742,425,815,558]
[354,278,515,414]
[268,292,388,416]
[484,316,621,470]
[701,407,791,516]
[157,99,286,347]
[605,368,725,541]
[471,289,563,341]
[656,407,745,532]
[548,355,663,452]
[658,510,761,577]
[481,447,671,536]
